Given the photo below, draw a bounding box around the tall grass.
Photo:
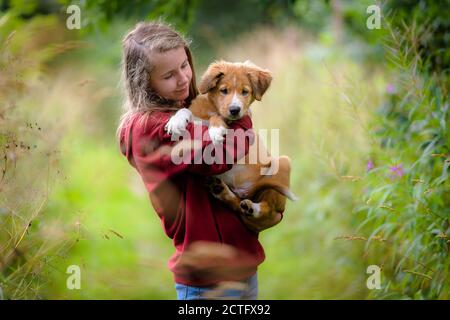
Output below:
[0,15,80,299]
[352,20,449,299]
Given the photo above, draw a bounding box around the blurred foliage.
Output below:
[353,17,449,299]
[315,1,450,300]
[385,0,450,76]
[1,1,387,54]
[0,14,79,299]
[57,0,200,34]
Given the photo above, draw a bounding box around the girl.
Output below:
[117,21,264,300]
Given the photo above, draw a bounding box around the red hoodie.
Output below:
[119,110,265,286]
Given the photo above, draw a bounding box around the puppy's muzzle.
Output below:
[229,105,241,117]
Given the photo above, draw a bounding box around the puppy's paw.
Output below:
[240,199,260,218]
[164,108,192,140]
[208,126,227,145]
[205,176,225,195]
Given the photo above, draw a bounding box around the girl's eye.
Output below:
[181,62,188,69]
[242,89,249,96]
[220,88,228,95]
[164,74,173,80]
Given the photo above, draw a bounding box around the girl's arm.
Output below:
[159,114,254,176]
[126,113,254,188]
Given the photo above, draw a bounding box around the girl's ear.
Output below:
[246,67,272,101]
[198,61,227,94]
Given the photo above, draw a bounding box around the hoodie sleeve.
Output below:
[158,114,254,176]
[121,112,254,192]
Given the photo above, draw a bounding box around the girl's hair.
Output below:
[117,21,198,137]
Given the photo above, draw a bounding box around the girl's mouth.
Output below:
[175,85,188,93]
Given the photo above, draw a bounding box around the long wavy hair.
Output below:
[117,21,198,138]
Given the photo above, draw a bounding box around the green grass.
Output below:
[41,134,176,299]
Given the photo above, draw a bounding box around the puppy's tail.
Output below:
[280,187,299,201]
[271,185,299,201]
[250,182,299,202]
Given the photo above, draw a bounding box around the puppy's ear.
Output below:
[247,67,272,101]
[198,61,227,94]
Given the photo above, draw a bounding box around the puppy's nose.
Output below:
[229,105,241,116]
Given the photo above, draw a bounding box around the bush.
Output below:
[352,17,449,299]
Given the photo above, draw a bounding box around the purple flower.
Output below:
[389,164,404,178]
[386,83,396,95]
[366,160,375,171]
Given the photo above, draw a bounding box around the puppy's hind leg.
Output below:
[205,176,242,211]
[239,199,269,219]
[240,199,283,232]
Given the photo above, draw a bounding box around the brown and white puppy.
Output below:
[166,61,297,233]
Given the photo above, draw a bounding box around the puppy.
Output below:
[166,61,297,232]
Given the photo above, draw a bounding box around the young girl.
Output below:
[117,21,265,300]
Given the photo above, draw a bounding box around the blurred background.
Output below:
[0,0,448,299]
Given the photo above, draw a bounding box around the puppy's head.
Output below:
[198,61,272,120]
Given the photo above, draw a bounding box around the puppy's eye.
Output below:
[220,88,228,95]
[242,89,249,96]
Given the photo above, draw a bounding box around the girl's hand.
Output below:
[164,108,192,140]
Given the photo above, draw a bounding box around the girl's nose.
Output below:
[178,71,189,85]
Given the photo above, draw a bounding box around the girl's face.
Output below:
[149,47,192,102]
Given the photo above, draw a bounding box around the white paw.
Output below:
[165,108,192,140]
[208,126,227,145]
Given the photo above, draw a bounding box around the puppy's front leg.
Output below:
[208,115,228,145]
[164,108,192,140]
